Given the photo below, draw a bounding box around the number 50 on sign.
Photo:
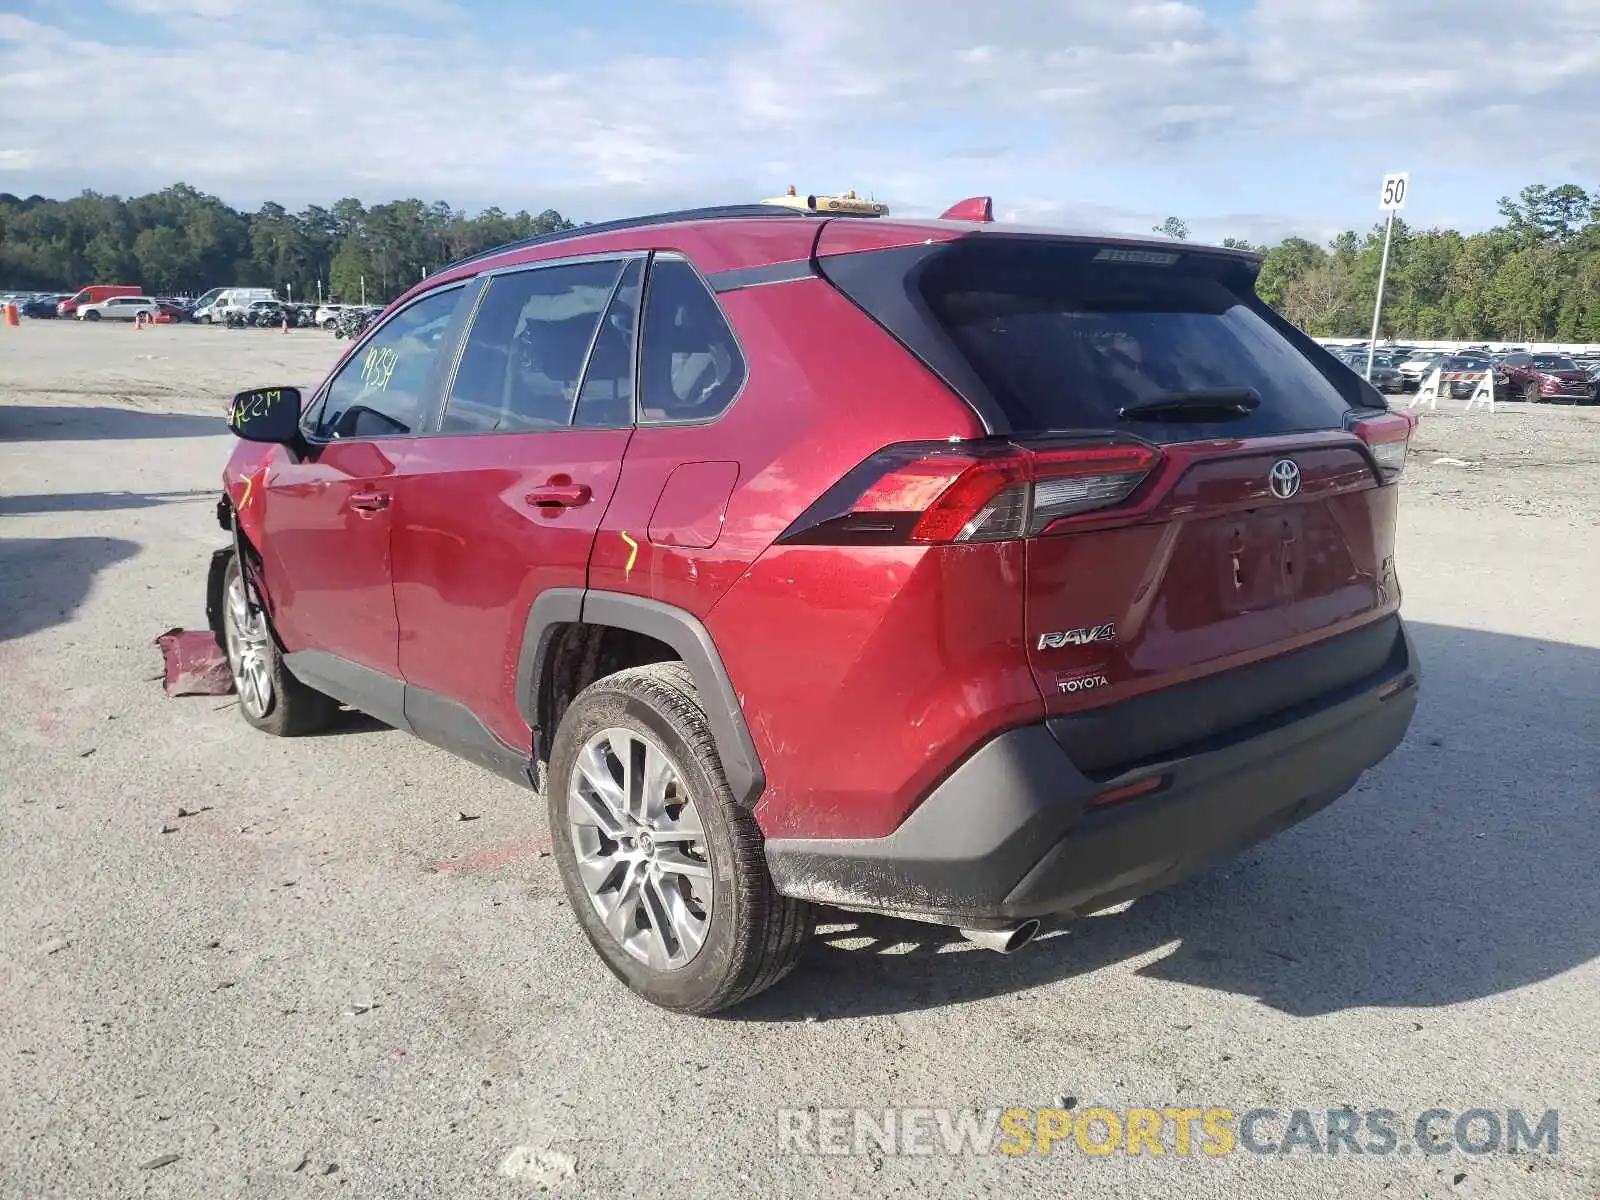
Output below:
[1380,173,1409,211]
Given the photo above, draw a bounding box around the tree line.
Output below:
[0,183,573,304]
[1156,184,1600,342]
[3,181,1599,338]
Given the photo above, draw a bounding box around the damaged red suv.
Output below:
[212,195,1420,1013]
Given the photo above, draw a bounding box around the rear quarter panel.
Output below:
[586,270,1044,840]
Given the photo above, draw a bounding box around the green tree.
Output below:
[132,226,195,293]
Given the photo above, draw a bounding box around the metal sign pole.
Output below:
[1365,172,1409,383]
[1365,208,1396,383]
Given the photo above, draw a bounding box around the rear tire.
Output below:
[547,663,813,1014]
[220,554,339,736]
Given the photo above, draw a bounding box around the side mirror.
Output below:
[228,386,302,443]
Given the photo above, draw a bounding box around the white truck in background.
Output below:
[193,287,278,324]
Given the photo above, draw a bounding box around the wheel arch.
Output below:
[519,589,765,807]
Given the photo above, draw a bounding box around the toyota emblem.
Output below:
[1268,459,1301,500]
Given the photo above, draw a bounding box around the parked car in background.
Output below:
[1434,355,1498,400]
[1397,351,1447,385]
[20,295,68,318]
[58,284,141,317]
[1333,350,1407,394]
[1366,359,1407,394]
[314,304,350,329]
[76,295,162,321]
[211,196,1420,1013]
[1496,352,1597,403]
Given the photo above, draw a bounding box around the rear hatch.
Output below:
[817,230,1410,729]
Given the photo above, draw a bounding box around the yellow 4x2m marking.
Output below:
[619,531,639,577]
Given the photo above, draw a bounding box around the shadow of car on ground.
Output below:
[0,536,142,644]
[0,404,225,442]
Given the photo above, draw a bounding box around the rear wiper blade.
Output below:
[1118,388,1261,420]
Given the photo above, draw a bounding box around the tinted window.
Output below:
[638,257,746,424]
[442,260,623,434]
[1503,354,1533,366]
[1443,356,1490,370]
[917,240,1352,439]
[314,286,463,439]
[1532,354,1578,370]
[574,259,643,428]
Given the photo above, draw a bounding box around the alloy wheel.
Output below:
[223,572,273,719]
[568,727,713,971]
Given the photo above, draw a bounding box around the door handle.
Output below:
[525,483,592,509]
[349,491,391,513]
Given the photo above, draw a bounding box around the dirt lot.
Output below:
[1,319,1597,1199]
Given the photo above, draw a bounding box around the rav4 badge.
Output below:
[1037,623,1116,651]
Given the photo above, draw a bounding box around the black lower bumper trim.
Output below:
[765,620,1420,925]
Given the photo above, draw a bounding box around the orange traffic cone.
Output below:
[281,315,289,334]
[3,303,19,327]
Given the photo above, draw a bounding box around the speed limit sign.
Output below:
[1380,172,1410,211]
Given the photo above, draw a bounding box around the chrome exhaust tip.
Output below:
[959,919,1041,954]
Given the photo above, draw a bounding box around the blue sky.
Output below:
[3,0,1597,245]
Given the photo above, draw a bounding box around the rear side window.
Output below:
[915,240,1353,440]
[574,259,643,428]
[638,257,746,424]
[442,259,624,434]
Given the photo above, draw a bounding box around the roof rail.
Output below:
[440,204,807,274]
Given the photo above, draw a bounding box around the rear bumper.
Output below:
[765,620,1420,927]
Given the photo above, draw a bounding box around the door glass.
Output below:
[315,286,464,439]
[573,259,643,429]
[441,260,624,434]
[638,257,746,424]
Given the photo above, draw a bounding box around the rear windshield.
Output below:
[910,241,1353,439]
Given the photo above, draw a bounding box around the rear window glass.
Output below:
[916,241,1354,439]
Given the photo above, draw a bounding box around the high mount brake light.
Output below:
[777,441,1161,546]
[1351,412,1414,482]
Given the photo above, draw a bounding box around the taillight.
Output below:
[1351,411,1413,481]
[777,440,1161,546]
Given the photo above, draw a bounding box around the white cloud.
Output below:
[1,0,1596,236]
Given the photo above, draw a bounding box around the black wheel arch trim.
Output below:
[516,588,765,807]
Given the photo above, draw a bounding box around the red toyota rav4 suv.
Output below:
[211,198,1420,1014]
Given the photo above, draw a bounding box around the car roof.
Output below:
[409,202,1264,313]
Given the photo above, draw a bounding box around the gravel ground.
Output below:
[1,320,1597,1199]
